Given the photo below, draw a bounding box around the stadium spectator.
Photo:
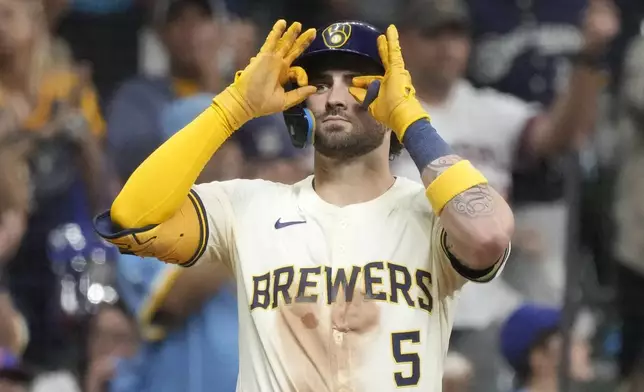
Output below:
[55,0,143,106]
[613,31,644,392]
[442,351,474,392]
[0,0,115,370]
[465,0,621,293]
[466,0,590,105]
[84,304,138,392]
[105,0,225,182]
[0,139,29,266]
[235,115,312,184]
[500,303,594,392]
[392,0,616,389]
[110,255,238,392]
[24,303,136,392]
[41,0,74,69]
[221,17,259,83]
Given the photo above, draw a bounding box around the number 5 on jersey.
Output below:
[391,331,421,387]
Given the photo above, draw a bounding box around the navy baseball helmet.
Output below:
[284,21,384,148]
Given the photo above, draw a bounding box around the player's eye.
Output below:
[314,84,329,93]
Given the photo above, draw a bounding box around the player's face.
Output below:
[402,27,470,90]
[306,69,387,160]
[0,0,35,58]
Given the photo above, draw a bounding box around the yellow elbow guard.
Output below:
[94,190,208,267]
[426,160,488,215]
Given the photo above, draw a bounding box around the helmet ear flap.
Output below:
[283,82,315,148]
[283,106,315,149]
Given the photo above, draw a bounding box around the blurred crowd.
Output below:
[0,0,643,391]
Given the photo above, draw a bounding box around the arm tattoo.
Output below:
[422,154,495,218]
[450,185,495,217]
[426,155,463,178]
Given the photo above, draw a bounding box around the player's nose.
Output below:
[325,84,350,111]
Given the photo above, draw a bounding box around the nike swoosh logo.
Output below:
[274,218,307,229]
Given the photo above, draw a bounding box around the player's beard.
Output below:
[312,108,387,160]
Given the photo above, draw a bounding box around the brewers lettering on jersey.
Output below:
[95,20,514,391]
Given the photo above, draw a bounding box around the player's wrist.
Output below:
[391,100,430,141]
[402,119,452,172]
[211,86,254,131]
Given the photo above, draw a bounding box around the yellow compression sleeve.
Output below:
[111,103,235,229]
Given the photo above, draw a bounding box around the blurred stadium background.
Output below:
[0,0,643,391]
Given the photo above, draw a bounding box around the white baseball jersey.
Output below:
[391,79,538,330]
[191,174,508,392]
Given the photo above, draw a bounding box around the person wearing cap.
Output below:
[105,0,225,183]
[499,303,594,392]
[392,0,616,389]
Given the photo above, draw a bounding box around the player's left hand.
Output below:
[348,25,429,142]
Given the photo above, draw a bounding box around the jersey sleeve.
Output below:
[94,179,255,271]
[191,179,253,272]
[430,216,510,295]
[116,253,183,341]
[94,189,212,267]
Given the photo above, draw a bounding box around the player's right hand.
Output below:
[349,25,430,142]
[213,20,317,130]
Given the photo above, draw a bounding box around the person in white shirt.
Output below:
[394,0,617,390]
[94,19,515,391]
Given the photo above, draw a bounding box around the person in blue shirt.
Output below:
[105,0,225,182]
[499,303,594,392]
[109,253,239,392]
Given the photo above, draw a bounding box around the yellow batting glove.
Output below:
[214,20,317,130]
[348,25,430,141]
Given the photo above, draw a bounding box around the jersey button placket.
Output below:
[338,218,348,256]
[335,217,353,392]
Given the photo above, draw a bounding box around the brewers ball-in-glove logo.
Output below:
[322,22,352,48]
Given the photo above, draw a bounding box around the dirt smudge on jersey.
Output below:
[276,278,380,392]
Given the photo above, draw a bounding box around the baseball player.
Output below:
[94,19,515,391]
